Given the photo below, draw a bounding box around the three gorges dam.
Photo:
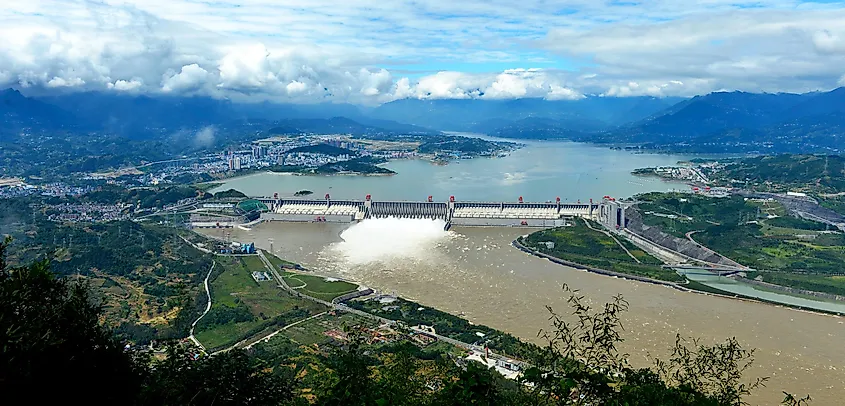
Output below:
[256,194,628,230]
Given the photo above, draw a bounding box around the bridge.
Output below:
[257,194,605,228]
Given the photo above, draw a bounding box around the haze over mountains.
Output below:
[2,87,844,153]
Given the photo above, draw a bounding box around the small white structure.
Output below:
[464,352,522,380]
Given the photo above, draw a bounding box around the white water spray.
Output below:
[331,217,455,265]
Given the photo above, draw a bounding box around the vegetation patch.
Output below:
[522,219,682,282]
[637,192,770,237]
[710,154,845,193]
[348,296,539,361]
[195,256,327,351]
[638,192,845,296]
[262,250,299,270]
[236,199,269,213]
[283,272,358,301]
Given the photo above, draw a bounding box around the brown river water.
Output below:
[202,220,845,405]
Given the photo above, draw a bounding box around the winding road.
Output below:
[188,261,216,352]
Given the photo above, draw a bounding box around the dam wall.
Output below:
[370,201,449,220]
[257,196,602,226]
[450,217,571,227]
[262,213,356,223]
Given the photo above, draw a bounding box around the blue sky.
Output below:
[2,0,845,103]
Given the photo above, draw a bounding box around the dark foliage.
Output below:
[0,237,142,405]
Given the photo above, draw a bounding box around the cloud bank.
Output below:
[2,0,845,104]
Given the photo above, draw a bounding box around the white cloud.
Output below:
[162,64,210,93]
[46,77,85,88]
[547,85,583,101]
[286,80,308,94]
[0,0,844,103]
[109,79,143,92]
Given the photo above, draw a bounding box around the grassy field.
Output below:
[283,272,359,301]
[194,256,327,350]
[262,250,299,270]
[281,312,372,346]
[637,192,772,237]
[195,320,267,349]
[523,219,682,282]
[693,220,845,277]
[638,192,845,295]
[820,196,845,216]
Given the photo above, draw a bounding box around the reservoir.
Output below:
[210,139,694,201]
[209,141,845,404]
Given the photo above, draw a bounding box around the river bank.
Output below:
[198,221,845,405]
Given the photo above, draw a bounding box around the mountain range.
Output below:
[2,87,844,153]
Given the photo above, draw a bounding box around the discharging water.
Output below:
[203,221,845,405]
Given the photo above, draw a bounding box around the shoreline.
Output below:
[511,237,845,318]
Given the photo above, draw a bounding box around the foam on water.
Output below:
[331,217,455,265]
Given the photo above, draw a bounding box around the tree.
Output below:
[316,326,378,406]
[137,345,296,406]
[0,237,297,406]
[0,237,142,405]
[434,361,511,406]
[371,342,430,406]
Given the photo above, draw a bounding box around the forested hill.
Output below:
[709,155,845,193]
[0,197,211,344]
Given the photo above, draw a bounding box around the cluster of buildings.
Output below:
[219,241,256,255]
[47,203,131,223]
[277,152,351,167]
[121,135,408,184]
[462,350,523,380]
[0,181,96,199]
[40,183,98,197]
[251,271,272,282]
[0,183,36,199]
[322,322,435,348]
[649,166,709,183]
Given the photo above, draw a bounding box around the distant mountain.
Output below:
[612,88,845,152]
[42,92,237,137]
[487,117,595,141]
[14,91,436,139]
[266,116,429,137]
[619,91,809,140]
[784,87,845,119]
[369,96,681,132]
[0,89,75,137]
[5,86,845,153]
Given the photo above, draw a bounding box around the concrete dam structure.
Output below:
[258,194,603,228]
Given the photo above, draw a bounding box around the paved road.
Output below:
[583,218,640,263]
[188,261,216,353]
